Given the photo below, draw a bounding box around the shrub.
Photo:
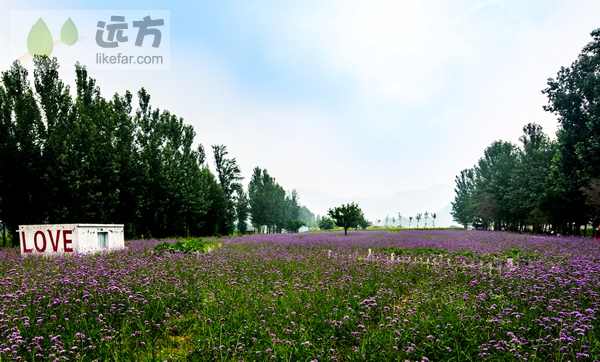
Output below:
[154,238,222,254]
[318,216,336,230]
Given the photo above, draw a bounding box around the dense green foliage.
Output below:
[0,57,312,244]
[235,188,250,234]
[212,145,242,235]
[327,202,366,235]
[248,167,309,233]
[452,29,600,235]
[0,57,214,241]
[318,216,336,230]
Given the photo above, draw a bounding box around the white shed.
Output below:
[18,224,125,256]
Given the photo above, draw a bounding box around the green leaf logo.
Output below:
[60,18,78,46]
[27,18,53,56]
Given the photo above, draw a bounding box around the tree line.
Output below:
[405,212,437,228]
[0,56,312,245]
[248,167,314,233]
[374,212,438,228]
[451,29,600,235]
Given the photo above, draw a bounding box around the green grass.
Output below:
[146,253,486,361]
[0,234,595,361]
[380,246,450,256]
[154,237,223,254]
[377,246,540,264]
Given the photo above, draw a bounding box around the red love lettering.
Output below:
[47,229,61,252]
[63,230,74,253]
[21,231,33,253]
[34,230,47,252]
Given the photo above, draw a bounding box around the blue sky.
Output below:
[2,0,600,224]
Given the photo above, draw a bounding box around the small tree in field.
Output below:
[358,212,370,230]
[432,212,437,227]
[328,202,364,235]
[409,216,413,227]
[416,213,422,228]
[318,216,336,230]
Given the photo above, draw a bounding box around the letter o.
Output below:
[34,230,47,252]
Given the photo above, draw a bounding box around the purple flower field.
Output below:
[229,229,597,255]
[1,230,600,360]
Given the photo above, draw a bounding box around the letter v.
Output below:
[47,229,61,252]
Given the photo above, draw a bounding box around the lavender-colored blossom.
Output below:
[1,230,600,360]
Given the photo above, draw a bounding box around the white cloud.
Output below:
[446,0,600,168]
[257,0,476,105]
[236,0,600,219]
[59,54,361,212]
